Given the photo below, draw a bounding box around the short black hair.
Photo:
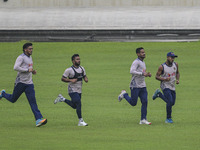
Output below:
[71,54,79,61]
[136,47,144,54]
[23,43,32,52]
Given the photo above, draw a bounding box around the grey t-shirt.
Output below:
[63,66,86,93]
[160,62,177,91]
[14,53,33,84]
[130,58,146,88]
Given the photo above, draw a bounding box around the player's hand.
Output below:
[28,68,33,72]
[147,72,152,77]
[143,72,148,77]
[143,72,151,77]
[165,77,171,81]
[71,79,78,83]
[84,76,88,83]
[32,70,37,75]
[176,80,179,84]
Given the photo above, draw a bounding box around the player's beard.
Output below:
[75,62,80,66]
[167,59,173,66]
[139,55,145,60]
[28,51,32,55]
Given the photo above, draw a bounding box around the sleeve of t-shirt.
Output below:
[130,60,143,75]
[63,68,70,78]
[13,56,28,72]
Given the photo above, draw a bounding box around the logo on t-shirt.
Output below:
[168,72,176,77]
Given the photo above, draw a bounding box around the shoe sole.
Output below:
[78,124,88,126]
[0,94,3,99]
[118,96,122,102]
[54,97,59,104]
[118,90,126,102]
[36,119,47,127]
[54,95,63,104]
[139,123,152,125]
[139,121,152,125]
[152,96,157,100]
[165,121,173,123]
[0,90,5,97]
[54,98,60,104]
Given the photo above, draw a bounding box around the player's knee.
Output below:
[168,100,175,106]
[130,100,137,106]
[9,95,19,103]
[131,103,137,106]
[71,103,77,109]
[72,106,76,109]
[73,100,81,109]
[11,99,17,103]
[171,102,175,106]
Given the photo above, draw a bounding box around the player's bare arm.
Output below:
[61,76,77,83]
[175,62,180,84]
[155,65,170,81]
[84,76,88,83]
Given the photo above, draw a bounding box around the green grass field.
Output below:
[0,41,200,150]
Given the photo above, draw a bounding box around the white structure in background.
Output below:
[0,0,200,30]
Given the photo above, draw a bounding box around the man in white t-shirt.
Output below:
[54,54,88,126]
[118,47,152,125]
[0,43,47,127]
[152,52,180,123]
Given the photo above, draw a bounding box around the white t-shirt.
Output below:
[130,58,146,88]
[160,62,177,91]
[63,66,86,93]
[14,53,33,84]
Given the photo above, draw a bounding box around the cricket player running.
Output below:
[0,43,47,127]
[152,52,180,123]
[54,54,88,126]
[118,47,152,125]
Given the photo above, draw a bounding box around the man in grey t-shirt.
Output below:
[118,47,152,125]
[0,43,47,127]
[54,54,88,126]
[152,52,180,123]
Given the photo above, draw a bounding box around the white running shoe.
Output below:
[118,90,126,102]
[54,94,65,104]
[139,119,151,125]
[78,120,88,126]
